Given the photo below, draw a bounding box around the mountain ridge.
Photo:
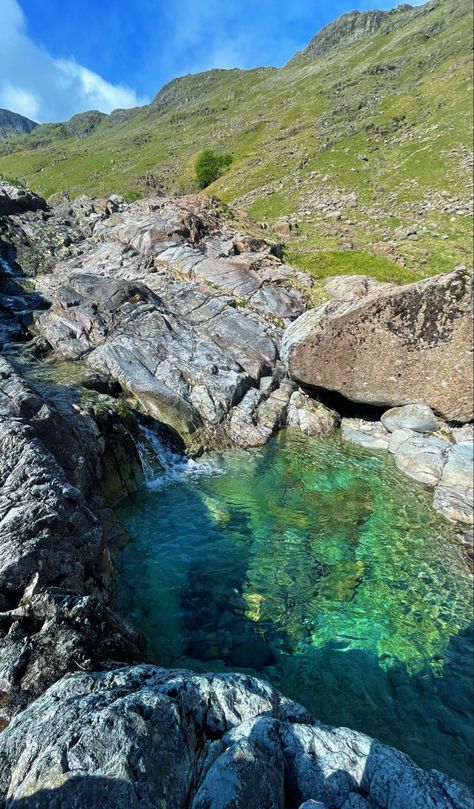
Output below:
[0,0,471,289]
[0,108,38,139]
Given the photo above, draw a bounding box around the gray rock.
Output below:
[30,195,315,448]
[0,183,46,215]
[451,425,474,444]
[0,666,470,809]
[283,270,473,422]
[228,381,294,447]
[341,418,390,450]
[434,442,474,525]
[388,429,449,486]
[381,403,439,434]
[0,358,142,717]
[287,391,339,436]
[324,275,395,301]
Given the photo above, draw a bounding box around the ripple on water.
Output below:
[116,431,473,785]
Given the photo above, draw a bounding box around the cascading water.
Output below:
[116,430,473,785]
[136,426,222,489]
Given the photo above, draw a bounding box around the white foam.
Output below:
[137,426,222,490]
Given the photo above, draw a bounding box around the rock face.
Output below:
[0,108,38,139]
[0,665,470,809]
[282,270,473,422]
[28,194,314,448]
[0,357,143,718]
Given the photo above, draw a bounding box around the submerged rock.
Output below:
[0,666,470,809]
[282,270,473,422]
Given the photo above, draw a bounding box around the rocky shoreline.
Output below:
[0,183,472,807]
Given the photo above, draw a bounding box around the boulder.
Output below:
[433,442,474,526]
[0,183,47,215]
[0,666,470,809]
[282,270,473,422]
[287,391,339,436]
[381,403,439,434]
[324,275,395,301]
[388,429,448,486]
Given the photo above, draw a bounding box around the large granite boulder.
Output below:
[0,666,470,809]
[282,271,473,422]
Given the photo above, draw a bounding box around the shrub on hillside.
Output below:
[195,149,232,189]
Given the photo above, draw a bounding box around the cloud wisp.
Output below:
[0,0,146,123]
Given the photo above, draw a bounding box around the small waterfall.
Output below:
[0,255,18,277]
[136,426,221,490]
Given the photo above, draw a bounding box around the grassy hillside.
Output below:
[1,0,472,288]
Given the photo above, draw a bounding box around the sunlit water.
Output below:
[116,431,473,784]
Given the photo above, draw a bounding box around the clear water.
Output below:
[116,431,473,785]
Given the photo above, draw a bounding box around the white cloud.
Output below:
[0,83,40,120]
[0,0,146,123]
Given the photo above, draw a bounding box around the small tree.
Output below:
[195,149,232,189]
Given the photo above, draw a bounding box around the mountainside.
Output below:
[0,108,37,139]
[0,0,472,289]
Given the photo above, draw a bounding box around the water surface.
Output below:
[116,431,473,784]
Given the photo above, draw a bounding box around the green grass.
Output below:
[0,0,472,284]
[286,249,421,285]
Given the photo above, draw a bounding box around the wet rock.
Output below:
[0,359,142,718]
[0,666,469,809]
[381,403,439,434]
[228,381,294,447]
[282,270,473,422]
[0,590,142,720]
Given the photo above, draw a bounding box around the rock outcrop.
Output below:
[282,270,473,422]
[341,410,473,528]
[0,665,470,809]
[0,357,143,718]
[25,193,321,448]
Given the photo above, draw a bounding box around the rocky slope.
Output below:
[0,183,472,806]
[0,0,472,285]
[0,110,37,140]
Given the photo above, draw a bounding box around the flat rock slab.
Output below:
[388,429,449,486]
[341,418,391,450]
[0,665,470,809]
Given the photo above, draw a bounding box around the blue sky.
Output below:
[1,0,425,122]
